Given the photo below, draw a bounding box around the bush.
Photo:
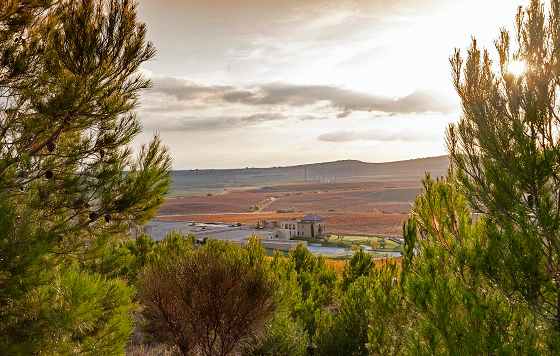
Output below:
[138,238,277,356]
[314,277,371,356]
[243,312,308,356]
[288,244,337,338]
[341,249,374,291]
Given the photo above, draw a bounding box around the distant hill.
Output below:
[170,156,449,196]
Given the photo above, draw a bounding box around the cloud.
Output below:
[337,108,353,118]
[149,77,234,102]
[148,77,457,116]
[142,113,303,132]
[318,129,439,143]
[139,77,458,137]
[241,113,288,124]
[142,116,238,132]
[318,131,359,142]
[243,84,456,114]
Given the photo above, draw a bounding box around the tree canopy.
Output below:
[0,1,170,353]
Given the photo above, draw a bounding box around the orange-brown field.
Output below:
[263,255,401,274]
[161,191,276,215]
[158,180,421,236]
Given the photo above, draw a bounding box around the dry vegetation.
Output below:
[158,180,417,235]
[324,256,402,274]
[159,191,276,215]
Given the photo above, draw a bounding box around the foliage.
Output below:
[1,262,134,355]
[366,263,408,356]
[85,234,157,281]
[243,312,308,356]
[288,244,337,338]
[341,248,374,291]
[0,0,170,232]
[138,237,277,356]
[446,0,560,349]
[0,186,141,355]
[402,176,542,354]
[0,0,170,353]
[314,276,371,356]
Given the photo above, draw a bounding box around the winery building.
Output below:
[278,214,326,240]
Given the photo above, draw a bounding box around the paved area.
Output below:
[145,220,273,242]
[144,220,401,257]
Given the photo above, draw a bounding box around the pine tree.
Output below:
[0,0,170,353]
[314,276,371,356]
[389,0,560,352]
[402,176,541,354]
[448,0,560,344]
[341,248,374,291]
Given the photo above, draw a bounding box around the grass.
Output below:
[326,234,402,251]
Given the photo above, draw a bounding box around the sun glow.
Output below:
[508,60,526,77]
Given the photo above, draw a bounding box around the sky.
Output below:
[135,0,529,169]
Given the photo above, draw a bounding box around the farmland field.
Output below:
[157,181,418,236]
[156,156,448,236]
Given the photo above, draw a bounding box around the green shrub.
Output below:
[243,313,308,356]
[315,277,371,356]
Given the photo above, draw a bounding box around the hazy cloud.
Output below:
[139,77,457,138]
[230,83,456,114]
[318,129,439,143]
[150,77,234,101]
[142,112,314,132]
[149,77,457,117]
[142,116,238,132]
[241,113,288,124]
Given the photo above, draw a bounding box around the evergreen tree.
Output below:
[289,244,337,339]
[314,276,371,356]
[448,0,560,346]
[242,312,308,356]
[366,263,408,356]
[341,248,374,291]
[402,176,541,354]
[0,0,170,353]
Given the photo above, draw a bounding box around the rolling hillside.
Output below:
[170,155,449,195]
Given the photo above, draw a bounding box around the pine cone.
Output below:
[89,211,99,221]
[46,141,55,152]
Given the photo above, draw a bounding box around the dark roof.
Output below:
[302,214,323,222]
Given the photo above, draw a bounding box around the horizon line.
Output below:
[172,154,449,172]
